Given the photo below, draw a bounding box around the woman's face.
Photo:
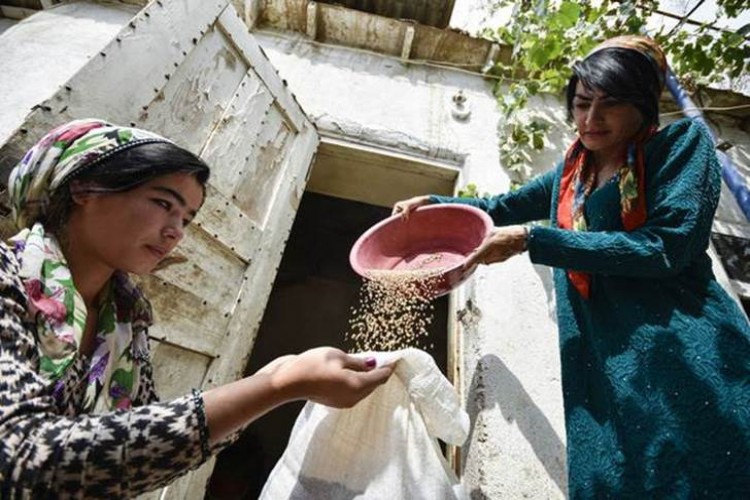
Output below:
[572,81,645,158]
[69,172,204,275]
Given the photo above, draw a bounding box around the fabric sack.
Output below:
[260,348,470,499]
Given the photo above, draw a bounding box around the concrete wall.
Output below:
[0,2,138,147]
[253,29,570,498]
[711,114,750,229]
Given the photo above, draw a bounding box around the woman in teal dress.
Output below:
[394,36,750,498]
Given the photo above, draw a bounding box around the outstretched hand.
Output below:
[265,347,394,409]
[464,225,528,269]
[203,347,394,445]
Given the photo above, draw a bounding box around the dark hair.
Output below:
[44,141,210,235]
[565,48,662,127]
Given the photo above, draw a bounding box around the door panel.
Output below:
[149,341,213,402]
[137,26,250,155]
[235,104,295,225]
[201,71,276,200]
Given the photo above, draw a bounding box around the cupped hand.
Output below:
[391,195,432,220]
[268,347,394,409]
[464,225,528,269]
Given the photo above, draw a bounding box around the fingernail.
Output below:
[365,357,377,369]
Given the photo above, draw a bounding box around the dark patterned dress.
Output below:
[432,119,750,498]
[0,242,216,498]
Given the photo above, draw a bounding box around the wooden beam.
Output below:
[307,136,459,208]
[241,0,262,29]
[0,5,37,19]
[306,1,317,40]
[483,43,500,72]
[401,24,414,61]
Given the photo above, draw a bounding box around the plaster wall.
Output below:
[709,115,750,229]
[254,30,570,498]
[0,2,137,146]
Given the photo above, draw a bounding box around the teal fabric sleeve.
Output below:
[528,119,720,278]
[429,168,557,226]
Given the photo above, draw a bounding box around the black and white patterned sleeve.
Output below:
[0,243,215,498]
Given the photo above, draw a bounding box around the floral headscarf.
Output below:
[8,118,171,412]
[557,36,667,299]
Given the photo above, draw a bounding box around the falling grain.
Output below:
[346,260,445,352]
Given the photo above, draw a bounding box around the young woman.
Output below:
[394,36,750,497]
[0,119,393,497]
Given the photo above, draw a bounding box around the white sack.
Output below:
[260,348,470,499]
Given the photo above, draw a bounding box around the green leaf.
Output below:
[511,126,526,143]
[533,133,545,150]
[527,37,562,69]
[717,0,744,18]
[725,32,744,48]
[698,33,714,46]
[458,183,480,198]
[556,1,581,29]
[99,303,116,333]
[587,5,606,23]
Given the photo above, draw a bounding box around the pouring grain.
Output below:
[346,267,444,352]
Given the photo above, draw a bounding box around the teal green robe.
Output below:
[431,118,750,498]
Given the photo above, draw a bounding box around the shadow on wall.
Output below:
[463,354,567,497]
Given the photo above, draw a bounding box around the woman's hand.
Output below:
[392,195,432,220]
[464,225,528,268]
[203,347,394,444]
[268,347,394,409]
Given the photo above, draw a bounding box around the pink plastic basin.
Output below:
[350,204,493,297]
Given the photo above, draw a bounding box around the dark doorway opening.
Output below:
[206,192,449,499]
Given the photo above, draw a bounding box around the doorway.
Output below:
[206,191,449,498]
[206,138,460,498]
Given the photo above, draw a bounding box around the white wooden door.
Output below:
[0,1,318,497]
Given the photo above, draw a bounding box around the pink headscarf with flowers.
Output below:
[8,119,168,412]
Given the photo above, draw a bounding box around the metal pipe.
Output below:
[665,69,750,221]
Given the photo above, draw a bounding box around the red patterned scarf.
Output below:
[557,125,657,298]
